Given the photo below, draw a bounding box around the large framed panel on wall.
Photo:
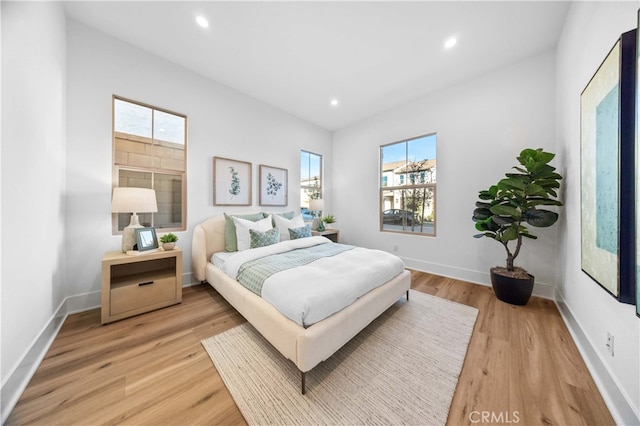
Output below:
[637,12,640,317]
[581,29,636,305]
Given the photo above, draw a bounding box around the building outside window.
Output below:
[300,150,322,220]
[380,133,436,235]
[112,96,187,233]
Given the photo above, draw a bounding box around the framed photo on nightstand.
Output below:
[135,227,158,252]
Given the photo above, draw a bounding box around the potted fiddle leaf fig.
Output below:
[472,148,563,305]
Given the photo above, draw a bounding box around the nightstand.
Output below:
[101,248,182,324]
[313,229,339,243]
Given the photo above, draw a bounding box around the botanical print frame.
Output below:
[581,29,636,304]
[213,157,252,206]
[259,165,288,206]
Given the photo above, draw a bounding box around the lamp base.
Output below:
[122,213,143,252]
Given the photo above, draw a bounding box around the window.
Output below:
[380,134,436,235]
[113,96,187,233]
[300,150,322,217]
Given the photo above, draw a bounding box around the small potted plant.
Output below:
[160,233,178,250]
[322,214,337,229]
[472,148,563,305]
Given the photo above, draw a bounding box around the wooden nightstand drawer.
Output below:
[110,273,177,316]
[101,248,182,324]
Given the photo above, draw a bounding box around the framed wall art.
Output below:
[213,157,252,206]
[259,165,288,206]
[637,13,640,317]
[581,29,636,304]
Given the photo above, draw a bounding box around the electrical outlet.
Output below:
[393,244,398,252]
[606,332,615,357]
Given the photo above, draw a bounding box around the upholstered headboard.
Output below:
[191,215,226,282]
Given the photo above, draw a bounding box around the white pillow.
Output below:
[233,215,273,251]
[273,214,305,242]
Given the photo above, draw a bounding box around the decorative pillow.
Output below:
[289,224,312,240]
[233,215,273,251]
[250,227,280,249]
[224,212,266,252]
[263,211,295,220]
[273,214,305,242]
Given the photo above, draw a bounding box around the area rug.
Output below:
[201,290,478,425]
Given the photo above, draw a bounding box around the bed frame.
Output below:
[192,214,411,394]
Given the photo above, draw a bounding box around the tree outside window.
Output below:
[380,134,436,236]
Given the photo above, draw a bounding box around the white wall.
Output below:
[65,19,332,298]
[333,51,558,296]
[1,0,67,417]
[1,13,330,421]
[555,2,640,422]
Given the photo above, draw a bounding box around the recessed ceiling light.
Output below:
[196,16,209,28]
[444,37,457,49]
[330,98,339,107]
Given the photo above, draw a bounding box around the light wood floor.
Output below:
[7,271,614,425]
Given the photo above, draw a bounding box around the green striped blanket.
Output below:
[236,243,355,296]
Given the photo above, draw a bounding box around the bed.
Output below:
[192,214,411,394]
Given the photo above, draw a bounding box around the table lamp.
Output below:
[111,187,158,252]
[309,198,325,231]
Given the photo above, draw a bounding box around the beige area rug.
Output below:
[201,290,478,425]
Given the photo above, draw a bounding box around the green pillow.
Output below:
[250,227,280,249]
[289,225,312,240]
[275,211,295,219]
[263,211,295,225]
[224,212,267,252]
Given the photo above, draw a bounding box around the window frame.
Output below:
[112,95,188,234]
[379,133,437,236]
[300,150,323,208]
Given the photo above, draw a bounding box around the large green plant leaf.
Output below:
[474,232,497,239]
[523,209,558,227]
[497,177,526,191]
[491,216,516,225]
[475,201,492,208]
[505,172,531,182]
[473,208,492,221]
[526,198,563,207]
[531,164,558,179]
[490,204,521,219]
[525,184,547,197]
[502,227,519,241]
[535,179,561,189]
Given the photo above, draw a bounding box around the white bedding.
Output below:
[216,237,405,326]
[211,251,234,269]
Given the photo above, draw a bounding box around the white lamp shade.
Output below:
[111,187,158,214]
[309,198,325,212]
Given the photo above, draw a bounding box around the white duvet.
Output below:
[218,237,405,327]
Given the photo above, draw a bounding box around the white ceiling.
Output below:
[63,1,571,131]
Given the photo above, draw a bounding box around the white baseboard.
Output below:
[401,256,555,300]
[402,256,639,423]
[554,292,640,426]
[5,270,632,424]
[0,290,99,423]
[1,273,197,423]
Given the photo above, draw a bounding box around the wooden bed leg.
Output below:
[301,371,306,395]
[406,290,410,300]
